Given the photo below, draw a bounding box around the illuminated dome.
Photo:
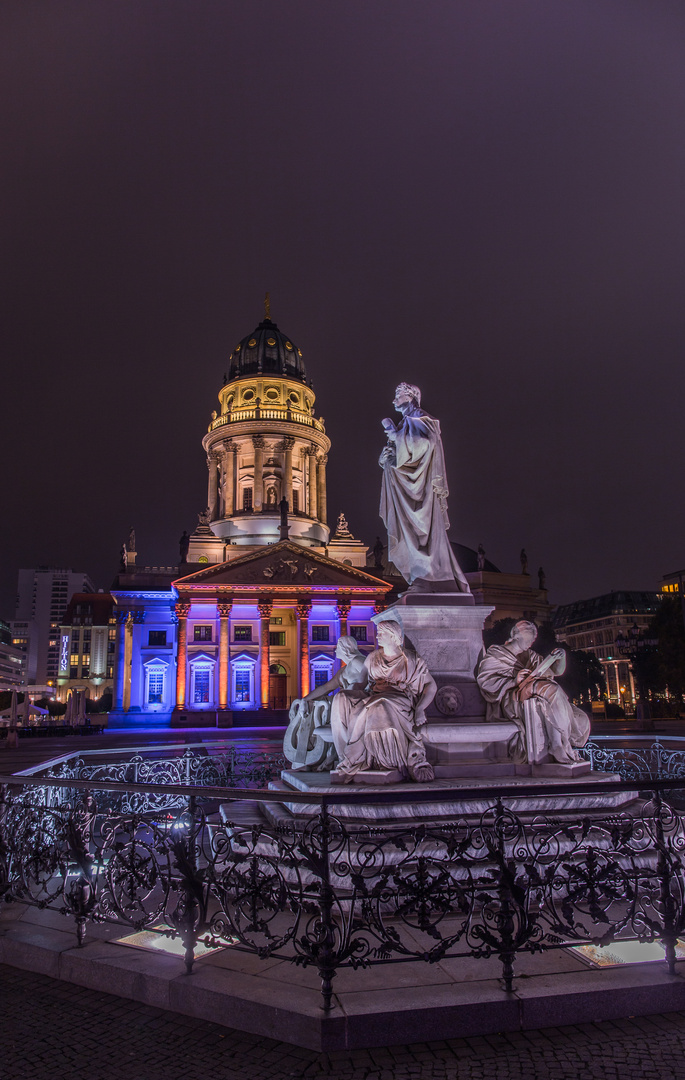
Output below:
[228,319,307,383]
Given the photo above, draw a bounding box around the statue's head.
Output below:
[507,620,538,650]
[335,635,361,662]
[376,618,404,649]
[393,383,421,412]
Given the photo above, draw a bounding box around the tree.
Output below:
[645,596,685,701]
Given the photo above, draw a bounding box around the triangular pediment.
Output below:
[173,540,390,591]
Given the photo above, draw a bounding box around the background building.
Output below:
[553,590,661,707]
[0,619,26,688]
[11,568,95,686]
[56,593,116,704]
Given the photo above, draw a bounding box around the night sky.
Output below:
[2,1,685,617]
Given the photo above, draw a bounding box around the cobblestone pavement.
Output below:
[1,965,684,1080]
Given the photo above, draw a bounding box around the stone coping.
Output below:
[2,904,685,1052]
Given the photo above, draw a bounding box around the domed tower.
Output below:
[201,305,331,548]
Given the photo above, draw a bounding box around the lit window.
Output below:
[270,617,283,625]
[314,669,329,688]
[243,487,253,511]
[193,669,211,703]
[269,631,286,646]
[312,626,329,642]
[194,626,213,642]
[148,670,164,704]
[234,669,250,702]
[234,625,252,642]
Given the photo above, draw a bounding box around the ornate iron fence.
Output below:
[2,770,685,1009]
[582,737,685,781]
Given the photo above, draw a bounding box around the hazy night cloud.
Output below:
[2,0,685,613]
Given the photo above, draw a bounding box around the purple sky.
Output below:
[2,0,685,616]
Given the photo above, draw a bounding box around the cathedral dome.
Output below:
[228,319,308,383]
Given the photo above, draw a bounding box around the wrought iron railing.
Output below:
[2,768,685,1009]
[582,737,685,780]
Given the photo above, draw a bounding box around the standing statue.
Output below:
[476,620,590,765]
[538,566,546,590]
[379,383,469,593]
[179,531,190,564]
[279,495,289,527]
[477,544,486,571]
[127,527,136,552]
[333,618,437,783]
[373,536,385,569]
[520,548,529,575]
[119,543,127,572]
[198,508,211,527]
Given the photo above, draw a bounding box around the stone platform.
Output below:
[268,769,636,824]
[2,902,685,1052]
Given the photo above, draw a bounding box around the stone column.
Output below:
[218,598,232,710]
[257,598,273,708]
[222,442,236,517]
[283,436,295,509]
[113,609,129,710]
[207,453,219,520]
[307,447,318,519]
[317,454,328,525]
[337,598,351,638]
[296,598,312,698]
[175,601,191,708]
[253,436,265,512]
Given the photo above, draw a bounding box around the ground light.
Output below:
[114,923,236,958]
[571,940,685,967]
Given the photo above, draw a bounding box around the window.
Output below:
[234,669,251,702]
[234,625,252,642]
[194,625,213,642]
[350,626,367,642]
[270,617,283,625]
[269,631,286,646]
[70,666,78,678]
[292,490,299,513]
[148,630,167,647]
[193,668,211,703]
[243,487,253,511]
[148,670,164,704]
[312,625,329,642]
[314,669,329,688]
[81,666,89,677]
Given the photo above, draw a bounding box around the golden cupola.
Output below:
[202,302,331,548]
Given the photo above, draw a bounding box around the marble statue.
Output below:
[286,636,368,769]
[476,620,590,766]
[279,495,289,526]
[520,548,529,575]
[127,527,136,552]
[333,618,437,783]
[179,531,190,564]
[373,536,384,569]
[538,566,546,590]
[477,544,486,571]
[379,383,469,593]
[198,508,211,527]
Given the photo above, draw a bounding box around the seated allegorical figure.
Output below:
[475,620,590,765]
[291,635,368,763]
[333,617,437,783]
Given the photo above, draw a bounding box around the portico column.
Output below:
[113,609,129,709]
[317,454,328,525]
[307,447,318,519]
[296,598,312,697]
[218,598,233,709]
[222,442,236,517]
[337,598,351,639]
[207,453,219,520]
[258,598,273,708]
[283,436,295,509]
[253,436,265,512]
[175,601,190,707]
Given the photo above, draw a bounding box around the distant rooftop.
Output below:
[553,590,660,629]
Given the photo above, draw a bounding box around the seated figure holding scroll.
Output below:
[476,620,590,765]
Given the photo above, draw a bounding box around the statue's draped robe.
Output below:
[329,656,367,760]
[380,410,470,590]
[335,648,434,780]
[476,645,590,764]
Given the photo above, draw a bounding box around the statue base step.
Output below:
[330,768,404,786]
[432,760,593,779]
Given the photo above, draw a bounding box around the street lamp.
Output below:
[615,621,658,731]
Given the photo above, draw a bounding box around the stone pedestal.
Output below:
[376,598,494,726]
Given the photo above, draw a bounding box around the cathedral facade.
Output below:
[110,309,388,727]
